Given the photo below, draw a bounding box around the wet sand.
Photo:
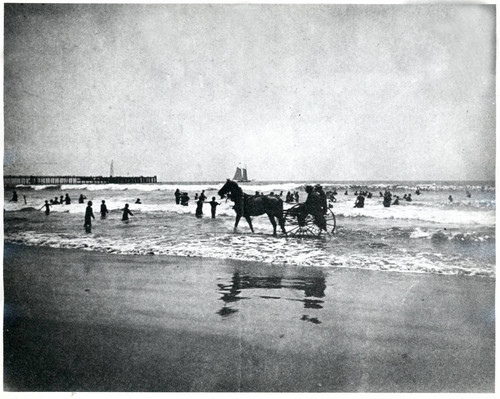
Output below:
[3,243,495,392]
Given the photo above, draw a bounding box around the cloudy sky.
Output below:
[4,4,495,181]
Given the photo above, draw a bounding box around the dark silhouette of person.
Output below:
[195,198,204,218]
[174,189,181,205]
[39,200,51,215]
[367,192,373,198]
[383,190,392,207]
[294,192,299,202]
[122,203,134,221]
[354,194,365,208]
[303,186,326,230]
[135,198,142,204]
[449,195,453,202]
[199,190,207,202]
[466,190,471,198]
[53,197,60,205]
[59,195,64,204]
[100,200,109,219]
[416,188,421,195]
[64,194,71,205]
[392,196,400,205]
[180,192,190,206]
[315,184,328,214]
[209,197,220,218]
[10,191,18,202]
[406,194,412,202]
[345,190,349,195]
[194,193,199,200]
[84,201,95,233]
[79,194,86,204]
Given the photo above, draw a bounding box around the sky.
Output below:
[3,4,496,182]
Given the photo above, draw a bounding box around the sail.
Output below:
[233,167,243,181]
[242,168,248,182]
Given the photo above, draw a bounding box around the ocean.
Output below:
[4,180,495,278]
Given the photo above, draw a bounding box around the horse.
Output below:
[218,179,286,236]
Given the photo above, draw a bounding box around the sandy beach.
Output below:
[3,243,494,392]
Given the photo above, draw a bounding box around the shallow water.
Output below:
[4,180,495,277]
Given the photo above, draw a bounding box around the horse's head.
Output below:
[218,179,240,200]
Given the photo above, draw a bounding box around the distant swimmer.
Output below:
[79,194,86,204]
[64,194,71,205]
[100,200,109,219]
[194,193,199,200]
[448,195,453,202]
[199,190,207,202]
[122,203,134,221]
[466,190,471,198]
[39,200,52,215]
[53,197,60,205]
[175,188,181,205]
[354,194,365,208]
[180,192,190,206]
[392,196,400,205]
[60,195,64,204]
[135,198,142,204]
[9,191,18,202]
[209,197,220,219]
[195,198,204,218]
[84,201,95,233]
[345,190,349,196]
[406,194,412,202]
[416,188,421,195]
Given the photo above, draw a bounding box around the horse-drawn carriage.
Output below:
[218,180,336,237]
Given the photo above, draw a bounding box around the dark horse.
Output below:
[218,179,286,236]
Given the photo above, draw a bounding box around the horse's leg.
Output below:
[234,213,242,232]
[244,215,255,233]
[267,213,277,236]
[277,213,287,235]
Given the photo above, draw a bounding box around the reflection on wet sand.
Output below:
[217,271,326,323]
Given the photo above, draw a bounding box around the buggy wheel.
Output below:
[284,205,322,237]
[324,208,336,235]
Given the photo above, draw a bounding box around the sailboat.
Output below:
[233,164,250,183]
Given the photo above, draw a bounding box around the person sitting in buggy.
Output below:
[295,185,328,230]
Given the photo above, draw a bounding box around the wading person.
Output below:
[100,200,109,219]
[39,200,51,216]
[84,201,95,233]
[122,203,134,221]
[209,197,220,219]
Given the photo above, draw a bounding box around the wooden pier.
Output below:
[4,175,157,188]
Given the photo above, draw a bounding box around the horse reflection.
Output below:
[217,272,326,322]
